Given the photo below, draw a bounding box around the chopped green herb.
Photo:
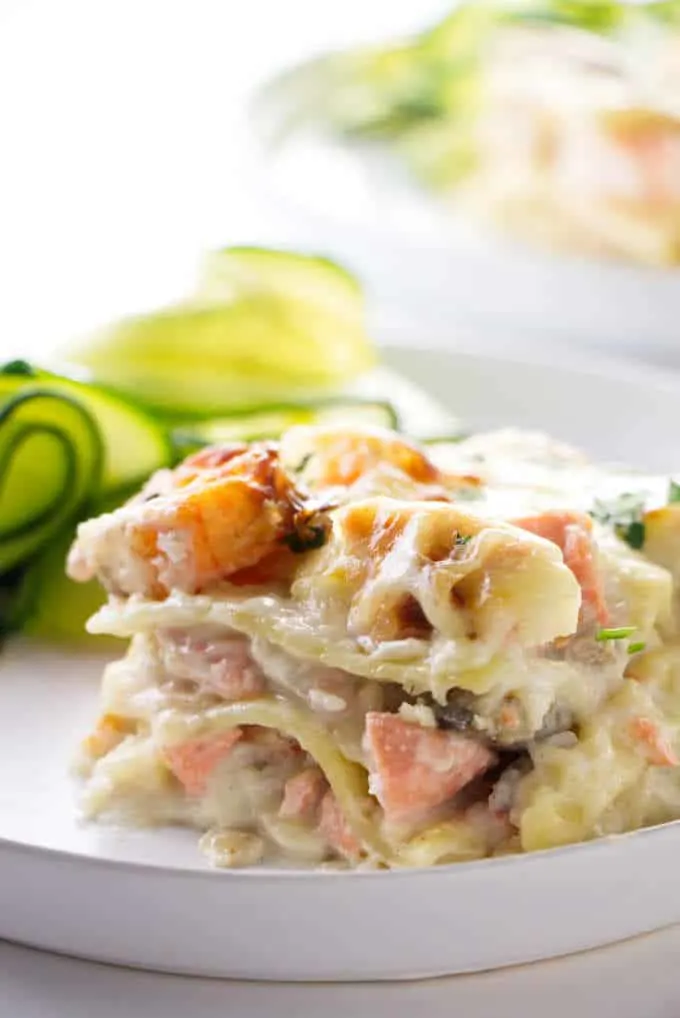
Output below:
[455,486,484,502]
[627,641,647,655]
[293,453,313,475]
[455,533,472,546]
[283,526,328,553]
[595,626,636,642]
[590,492,646,524]
[283,509,331,553]
[590,493,647,550]
[668,480,680,504]
[623,520,646,550]
[422,433,469,445]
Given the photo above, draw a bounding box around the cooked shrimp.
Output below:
[68,428,484,600]
[298,429,440,487]
[280,425,482,499]
[67,443,325,598]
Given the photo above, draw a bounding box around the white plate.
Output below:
[246,105,680,360]
[4,344,680,982]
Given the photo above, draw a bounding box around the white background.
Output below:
[0,0,450,359]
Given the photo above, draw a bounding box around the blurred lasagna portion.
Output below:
[471,23,680,265]
[69,424,680,868]
[260,2,680,265]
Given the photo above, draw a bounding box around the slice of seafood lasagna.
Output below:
[68,425,680,868]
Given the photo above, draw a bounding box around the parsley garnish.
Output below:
[627,641,647,655]
[668,480,680,504]
[455,487,484,502]
[623,520,646,550]
[595,626,636,642]
[590,493,646,550]
[283,524,328,554]
[293,453,313,475]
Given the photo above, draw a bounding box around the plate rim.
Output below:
[380,337,680,395]
[3,811,680,884]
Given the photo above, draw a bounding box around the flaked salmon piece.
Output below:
[628,717,679,768]
[196,642,266,701]
[67,443,317,598]
[188,643,268,700]
[364,713,495,825]
[513,510,609,625]
[318,790,362,859]
[279,767,328,821]
[157,631,266,701]
[163,729,243,796]
[605,113,680,206]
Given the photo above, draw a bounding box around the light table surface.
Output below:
[2,925,680,1018]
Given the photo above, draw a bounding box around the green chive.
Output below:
[596,626,637,642]
[627,641,647,655]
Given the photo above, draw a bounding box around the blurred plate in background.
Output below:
[246,98,680,362]
[3,0,677,366]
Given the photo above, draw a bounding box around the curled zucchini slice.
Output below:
[62,247,375,416]
[175,398,399,448]
[0,361,171,492]
[0,389,102,572]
